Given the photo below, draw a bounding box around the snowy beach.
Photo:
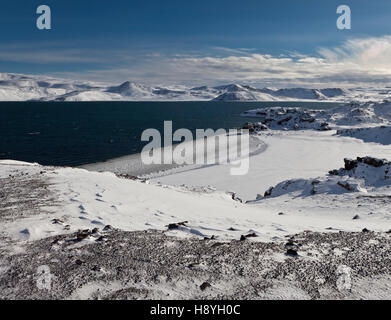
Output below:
[1,101,391,299]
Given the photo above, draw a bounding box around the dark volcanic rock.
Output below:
[344,158,358,171]
[286,248,298,257]
[264,187,273,197]
[167,221,188,230]
[344,157,389,171]
[200,282,211,291]
[76,230,89,241]
[357,157,387,168]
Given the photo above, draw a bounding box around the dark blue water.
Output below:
[0,101,342,166]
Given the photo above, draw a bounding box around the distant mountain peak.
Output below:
[0,72,388,102]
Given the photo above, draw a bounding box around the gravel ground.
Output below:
[0,228,390,300]
[0,167,58,221]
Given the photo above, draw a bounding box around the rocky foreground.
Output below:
[0,228,390,300]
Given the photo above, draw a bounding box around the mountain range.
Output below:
[0,72,390,102]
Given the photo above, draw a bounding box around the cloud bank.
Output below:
[2,36,391,87]
[163,36,391,87]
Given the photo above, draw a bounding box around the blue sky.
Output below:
[1,0,391,87]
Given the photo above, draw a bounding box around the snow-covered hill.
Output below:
[241,101,391,131]
[241,107,332,131]
[336,126,391,145]
[1,72,390,102]
[212,86,352,102]
[261,157,391,199]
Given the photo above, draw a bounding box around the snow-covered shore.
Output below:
[124,102,391,200]
[3,101,391,242]
[1,102,391,241]
[148,130,391,201]
[1,100,391,299]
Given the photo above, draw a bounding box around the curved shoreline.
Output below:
[80,134,266,178]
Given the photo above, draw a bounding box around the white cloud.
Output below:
[13,35,391,88]
[159,36,391,87]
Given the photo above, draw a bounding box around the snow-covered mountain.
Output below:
[0,72,390,102]
[212,85,351,101]
[0,73,104,101]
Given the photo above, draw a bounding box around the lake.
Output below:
[0,101,342,166]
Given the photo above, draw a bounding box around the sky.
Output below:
[0,0,391,87]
